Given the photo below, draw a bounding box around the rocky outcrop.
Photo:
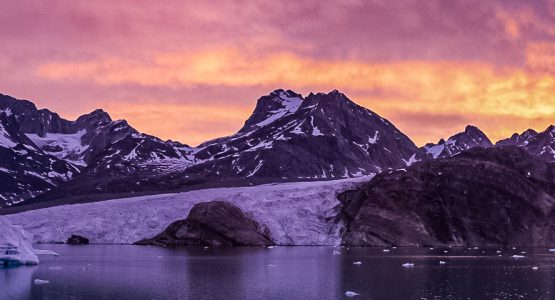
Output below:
[136,201,274,246]
[67,235,89,245]
[339,146,555,247]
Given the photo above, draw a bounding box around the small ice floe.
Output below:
[429,247,434,250]
[512,255,525,259]
[267,264,277,267]
[333,250,342,256]
[33,279,49,285]
[532,266,539,270]
[439,261,446,265]
[392,247,397,249]
[402,263,415,268]
[353,261,362,265]
[549,249,555,252]
[34,249,59,256]
[473,246,479,250]
[203,246,209,250]
[443,250,448,253]
[512,247,517,250]
[521,251,526,254]
[496,250,502,254]
[267,246,276,249]
[345,291,360,297]
[382,249,390,253]
[48,266,62,270]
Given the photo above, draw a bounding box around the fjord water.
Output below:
[3,245,555,299]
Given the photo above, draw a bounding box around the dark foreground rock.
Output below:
[136,201,274,246]
[67,235,89,245]
[339,146,555,247]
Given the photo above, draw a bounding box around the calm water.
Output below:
[2,245,555,299]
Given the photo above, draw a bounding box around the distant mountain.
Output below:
[1,89,417,209]
[410,125,492,163]
[0,93,193,207]
[497,125,555,162]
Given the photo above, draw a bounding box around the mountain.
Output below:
[339,146,555,246]
[411,125,493,163]
[0,93,194,208]
[496,125,555,162]
[178,89,416,182]
[1,89,417,210]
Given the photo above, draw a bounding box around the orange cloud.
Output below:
[526,42,555,73]
[37,48,555,146]
[102,101,249,146]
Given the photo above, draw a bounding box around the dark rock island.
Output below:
[136,201,274,247]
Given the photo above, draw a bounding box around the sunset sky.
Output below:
[1,0,554,146]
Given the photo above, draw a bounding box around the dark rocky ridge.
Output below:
[136,201,274,246]
[497,125,555,162]
[339,146,555,247]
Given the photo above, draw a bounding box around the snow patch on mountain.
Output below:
[5,177,372,245]
[26,130,88,166]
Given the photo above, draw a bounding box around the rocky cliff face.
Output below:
[136,201,274,247]
[339,146,555,247]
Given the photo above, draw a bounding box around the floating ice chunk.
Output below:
[496,250,502,253]
[512,255,525,259]
[521,251,526,254]
[402,263,414,268]
[333,250,341,255]
[345,291,360,297]
[439,261,446,265]
[33,279,49,285]
[443,250,448,253]
[353,261,362,265]
[0,218,40,265]
[429,247,434,250]
[549,249,555,252]
[532,266,539,270]
[382,249,390,253]
[267,246,276,249]
[34,249,59,256]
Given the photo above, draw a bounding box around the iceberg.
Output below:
[33,279,49,285]
[345,291,360,297]
[0,218,39,265]
[402,263,414,268]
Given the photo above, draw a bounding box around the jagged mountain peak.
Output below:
[76,108,112,127]
[496,124,555,162]
[414,125,492,161]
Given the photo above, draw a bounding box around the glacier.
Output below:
[5,177,372,245]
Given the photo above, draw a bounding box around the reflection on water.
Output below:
[2,245,555,299]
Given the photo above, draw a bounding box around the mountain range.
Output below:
[0,90,554,211]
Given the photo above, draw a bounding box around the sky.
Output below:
[0,0,554,146]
